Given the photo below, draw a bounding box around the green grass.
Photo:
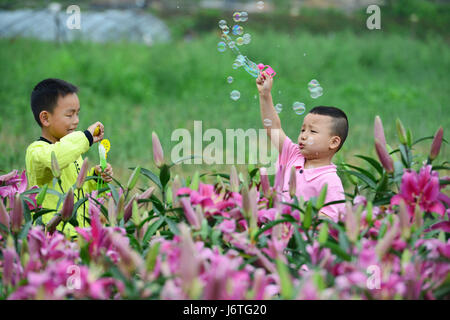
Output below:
[0,29,449,186]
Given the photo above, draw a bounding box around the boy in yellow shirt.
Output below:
[25,78,113,237]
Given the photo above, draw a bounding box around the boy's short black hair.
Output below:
[31,78,78,127]
[308,106,348,152]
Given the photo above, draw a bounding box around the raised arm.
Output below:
[256,72,286,154]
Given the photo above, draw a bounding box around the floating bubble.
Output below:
[232,25,244,36]
[233,12,240,22]
[228,41,236,49]
[219,20,227,29]
[240,11,248,22]
[293,102,306,115]
[263,118,272,127]
[275,103,283,113]
[308,79,320,90]
[236,37,244,46]
[257,1,264,10]
[306,137,314,145]
[243,33,251,44]
[230,90,241,101]
[227,76,233,84]
[222,25,229,35]
[310,86,323,99]
[235,55,245,65]
[232,62,240,69]
[217,42,226,52]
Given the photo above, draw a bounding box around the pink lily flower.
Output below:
[390,165,446,218]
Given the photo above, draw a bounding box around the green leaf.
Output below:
[354,154,384,176]
[32,209,55,223]
[140,168,162,190]
[344,163,378,183]
[302,201,313,229]
[343,170,377,189]
[323,240,351,261]
[142,218,165,244]
[164,216,180,235]
[276,258,293,299]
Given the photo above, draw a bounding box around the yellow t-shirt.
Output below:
[25,131,98,237]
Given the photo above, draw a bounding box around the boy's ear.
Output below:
[329,136,341,151]
[39,110,51,127]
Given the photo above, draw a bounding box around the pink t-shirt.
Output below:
[276,137,346,222]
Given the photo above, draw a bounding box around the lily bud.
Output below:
[345,201,359,243]
[116,194,125,221]
[395,118,407,145]
[36,184,48,206]
[152,132,165,168]
[289,166,296,198]
[180,197,200,229]
[11,194,24,234]
[259,167,270,197]
[429,126,443,161]
[107,197,116,227]
[2,236,15,287]
[47,214,62,234]
[375,139,394,173]
[61,187,74,222]
[76,157,89,190]
[230,165,239,192]
[375,216,399,259]
[374,116,387,147]
[51,151,61,178]
[171,175,181,206]
[0,200,10,235]
[398,199,411,240]
[124,195,137,223]
[127,166,141,191]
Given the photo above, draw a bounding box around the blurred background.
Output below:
[0,0,449,189]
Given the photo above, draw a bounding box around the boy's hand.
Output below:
[256,71,273,97]
[94,163,113,183]
[87,122,105,144]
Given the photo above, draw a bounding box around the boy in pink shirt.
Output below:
[256,72,348,222]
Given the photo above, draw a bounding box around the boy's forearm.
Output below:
[259,93,285,153]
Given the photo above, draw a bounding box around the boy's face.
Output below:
[41,93,80,141]
[297,113,341,159]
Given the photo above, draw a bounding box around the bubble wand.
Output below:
[94,126,111,192]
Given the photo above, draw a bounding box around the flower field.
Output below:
[0,116,448,300]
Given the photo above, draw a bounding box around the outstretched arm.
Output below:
[256,72,286,154]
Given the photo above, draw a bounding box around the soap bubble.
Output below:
[232,62,240,69]
[233,12,240,22]
[310,86,323,99]
[219,20,227,29]
[306,137,314,145]
[240,11,248,22]
[227,76,233,84]
[308,79,320,90]
[257,1,264,10]
[232,25,244,36]
[230,90,240,101]
[222,25,229,35]
[263,118,272,127]
[236,37,244,46]
[217,42,226,52]
[275,103,283,113]
[293,102,306,115]
[228,41,236,49]
[243,33,251,44]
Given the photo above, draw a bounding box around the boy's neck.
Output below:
[41,129,58,144]
[304,156,333,169]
